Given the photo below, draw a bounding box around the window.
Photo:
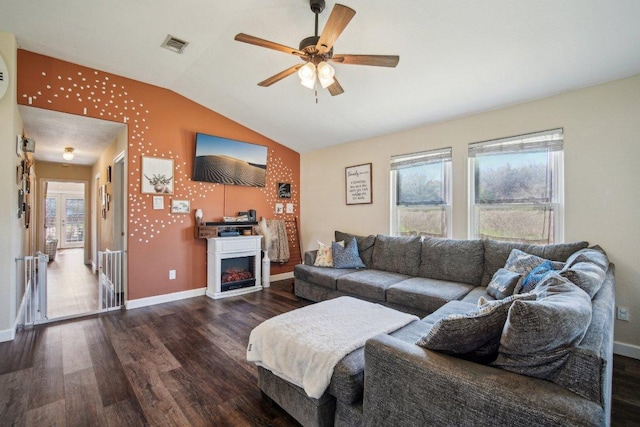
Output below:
[390,148,452,238]
[468,129,564,244]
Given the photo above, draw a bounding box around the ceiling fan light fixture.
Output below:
[317,61,335,88]
[298,62,317,89]
[63,146,74,161]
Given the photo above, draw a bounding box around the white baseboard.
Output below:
[270,271,294,281]
[0,327,15,342]
[613,341,640,360]
[125,287,206,310]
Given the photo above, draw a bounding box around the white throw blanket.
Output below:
[246,296,418,398]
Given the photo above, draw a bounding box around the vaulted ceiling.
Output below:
[2,0,640,154]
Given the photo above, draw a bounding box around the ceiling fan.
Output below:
[234,0,399,96]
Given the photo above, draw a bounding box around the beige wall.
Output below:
[91,127,127,253]
[301,74,640,353]
[0,31,24,339]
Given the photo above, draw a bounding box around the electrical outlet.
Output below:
[617,306,629,321]
[169,270,176,280]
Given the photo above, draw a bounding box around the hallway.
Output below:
[47,248,98,319]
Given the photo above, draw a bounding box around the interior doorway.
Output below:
[44,180,99,319]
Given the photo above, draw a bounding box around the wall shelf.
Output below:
[196,221,258,238]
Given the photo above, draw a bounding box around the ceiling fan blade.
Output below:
[331,54,400,67]
[258,64,304,87]
[327,78,344,96]
[235,33,306,57]
[316,4,356,54]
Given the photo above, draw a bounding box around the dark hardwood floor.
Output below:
[1,279,639,426]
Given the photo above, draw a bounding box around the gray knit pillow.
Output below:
[560,261,606,299]
[504,249,564,294]
[416,292,537,359]
[492,275,592,380]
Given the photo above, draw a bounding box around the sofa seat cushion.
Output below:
[459,287,494,304]
[481,239,589,286]
[386,277,475,314]
[329,318,426,404]
[294,264,360,290]
[371,234,422,276]
[336,270,410,301]
[422,300,478,326]
[419,237,484,286]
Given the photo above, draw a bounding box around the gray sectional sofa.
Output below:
[258,231,615,427]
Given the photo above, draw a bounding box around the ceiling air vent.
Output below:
[161,34,189,54]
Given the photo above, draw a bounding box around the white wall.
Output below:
[301,74,640,354]
[0,31,24,341]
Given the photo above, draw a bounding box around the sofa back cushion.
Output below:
[481,239,589,286]
[419,237,484,286]
[335,231,377,268]
[371,234,422,276]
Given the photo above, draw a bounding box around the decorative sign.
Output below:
[345,163,372,205]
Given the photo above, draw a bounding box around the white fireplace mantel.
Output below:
[206,235,262,300]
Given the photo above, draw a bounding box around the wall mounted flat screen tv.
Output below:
[193,133,268,187]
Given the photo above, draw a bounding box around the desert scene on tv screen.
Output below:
[193,134,267,187]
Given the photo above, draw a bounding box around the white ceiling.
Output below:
[3,1,640,154]
[18,106,126,166]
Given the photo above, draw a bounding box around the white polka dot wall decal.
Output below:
[42,72,46,76]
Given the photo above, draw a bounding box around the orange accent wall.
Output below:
[18,50,300,300]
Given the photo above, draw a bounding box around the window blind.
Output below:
[390,147,452,170]
[468,129,563,157]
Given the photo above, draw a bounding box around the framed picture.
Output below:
[345,163,373,205]
[141,157,174,194]
[278,182,291,198]
[171,199,190,214]
[153,196,165,210]
[107,165,112,183]
[100,184,107,206]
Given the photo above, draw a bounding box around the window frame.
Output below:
[390,147,452,238]
[468,129,564,244]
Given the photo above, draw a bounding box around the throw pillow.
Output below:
[519,260,559,294]
[335,231,376,268]
[416,292,537,362]
[313,240,343,267]
[504,249,564,294]
[332,237,366,269]
[486,268,522,300]
[480,239,588,286]
[492,275,592,381]
[560,261,606,299]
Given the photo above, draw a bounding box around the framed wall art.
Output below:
[141,157,174,194]
[171,199,190,214]
[278,182,291,198]
[345,163,372,205]
[153,196,165,210]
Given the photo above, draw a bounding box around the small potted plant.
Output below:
[144,173,173,193]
